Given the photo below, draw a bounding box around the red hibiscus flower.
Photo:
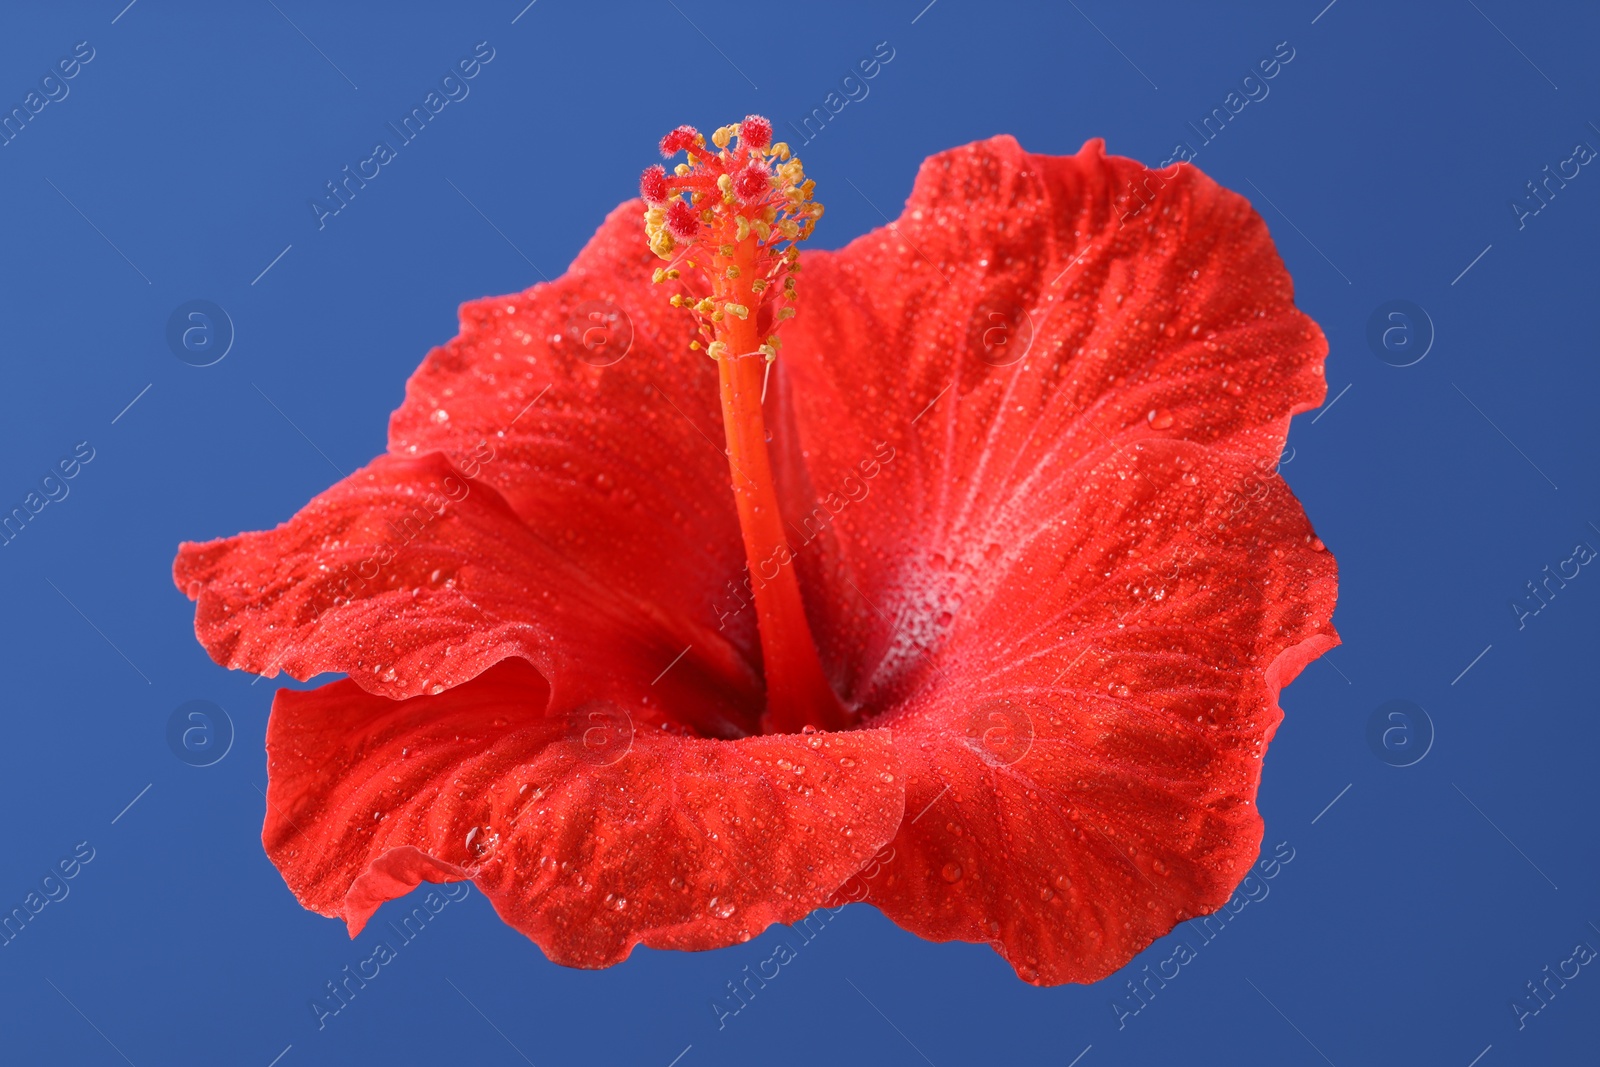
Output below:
[174,119,1336,986]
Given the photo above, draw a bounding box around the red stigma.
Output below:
[660,125,701,157]
[640,165,670,204]
[733,163,769,203]
[665,199,699,239]
[739,115,772,150]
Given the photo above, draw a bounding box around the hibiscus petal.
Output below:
[177,204,763,730]
[862,442,1333,984]
[264,659,905,967]
[174,452,758,736]
[388,203,761,696]
[775,137,1337,983]
[778,136,1330,703]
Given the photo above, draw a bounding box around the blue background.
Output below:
[1,1,1595,1064]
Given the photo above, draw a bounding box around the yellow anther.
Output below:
[643,120,823,364]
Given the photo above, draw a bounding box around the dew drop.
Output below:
[941,862,964,883]
[1146,408,1175,430]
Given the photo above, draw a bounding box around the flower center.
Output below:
[641,117,843,734]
